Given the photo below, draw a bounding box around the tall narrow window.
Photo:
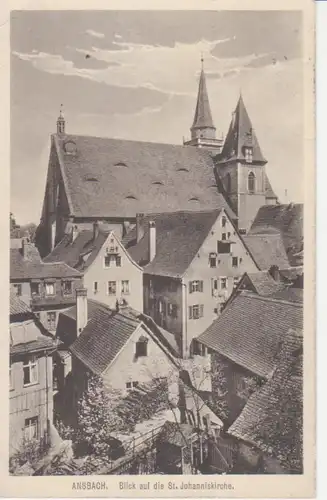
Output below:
[23,356,38,386]
[121,280,130,295]
[13,284,22,297]
[93,282,98,294]
[47,311,57,330]
[24,417,38,440]
[135,336,148,357]
[31,282,40,296]
[245,147,253,163]
[248,172,255,193]
[62,280,72,295]
[225,173,231,193]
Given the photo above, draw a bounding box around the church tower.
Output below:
[216,94,270,233]
[184,58,223,153]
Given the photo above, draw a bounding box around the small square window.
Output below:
[136,337,148,357]
[13,284,22,297]
[104,255,114,267]
[221,278,227,289]
[31,282,40,296]
[209,254,217,268]
[47,311,56,330]
[45,283,55,296]
[108,281,116,295]
[132,381,139,388]
[126,382,132,389]
[62,281,72,295]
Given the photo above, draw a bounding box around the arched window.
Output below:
[225,173,232,193]
[248,172,256,194]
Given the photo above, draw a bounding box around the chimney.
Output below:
[72,224,79,242]
[21,237,41,261]
[149,220,156,262]
[136,213,145,243]
[93,221,99,241]
[269,265,280,282]
[76,288,88,337]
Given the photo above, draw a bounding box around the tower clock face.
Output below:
[63,140,77,155]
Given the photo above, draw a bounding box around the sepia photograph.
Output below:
[3,2,315,497]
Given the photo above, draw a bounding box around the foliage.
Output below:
[9,437,49,475]
[208,353,230,421]
[56,375,170,459]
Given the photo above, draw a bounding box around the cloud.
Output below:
[86,29,105,39]
[13,37,269,97]
[114,34,122,39]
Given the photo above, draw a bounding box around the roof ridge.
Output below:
[54,133,214,153]
[239,290,303,307]
[142,208,222,217]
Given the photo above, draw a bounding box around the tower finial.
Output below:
[57,103,65,135]
[201,52,204,70]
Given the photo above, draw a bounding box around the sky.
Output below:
[11,10,303,225]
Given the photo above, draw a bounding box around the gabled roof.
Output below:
[240,271,286,296]
[69,301,141,376]
[10,337,55,356]
[217,95,267,164]
[243,232,289,270]
[52,134,231,218]
[249,204,303,266]
[10,248,82,280]
[44,230,109,269]
[123,209,229,277]
[68,300,178,375]
[228,328,302,472]
[191,69,215,131]
[197,292,303,378]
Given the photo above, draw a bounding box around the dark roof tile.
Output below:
[228,329,302,470]
[124,209,229,277]
[69,301,141,375]
[243,232,289,270]
[10,248,82,280]
[198,292,303,378]
[54,134,233,218]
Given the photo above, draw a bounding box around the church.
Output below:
[35,62,278,258]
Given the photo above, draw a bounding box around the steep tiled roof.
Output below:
[10,337,55,356]
[244,271,285,296]
[269,287,303,304]
[264,174,278,200]
[191,69,215,131]
[44,229,109,270]
[228,329,302,471]
[217,95,267,164]
[53,134,232,218]
[69,301,142,375]
[10,248,82,280]
[197,292,303,378]
[123,210,225,277]
[10,294,31,316]
[249,204,303,266]
[243,232,289,270]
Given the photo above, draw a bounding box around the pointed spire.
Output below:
[218,94,266,164]
[57,104,65,135]
[190,58,216,140]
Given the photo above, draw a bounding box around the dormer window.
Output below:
[244,147,253,163]
[136,336,148,357]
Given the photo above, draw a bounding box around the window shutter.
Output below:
[200,281,203,292]
[189,306,193,319]
[189,281,193,294]
[199,305,204,318]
